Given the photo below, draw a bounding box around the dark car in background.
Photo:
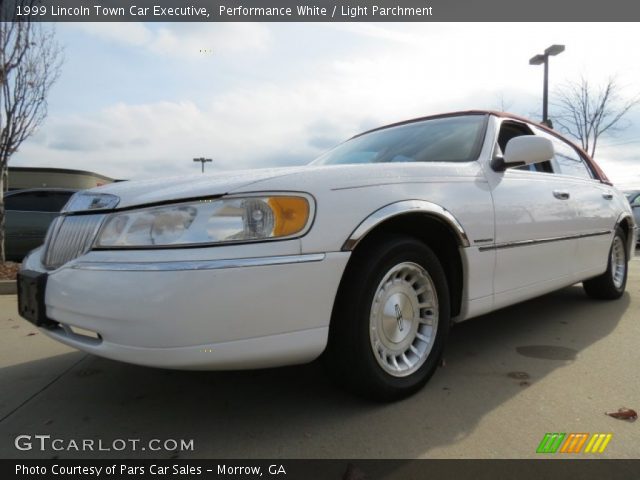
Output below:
[624,190,640,244]
[4,188,76,261]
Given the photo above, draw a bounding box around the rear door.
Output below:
[532,127,617,277]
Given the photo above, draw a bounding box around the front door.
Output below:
[485,120,581,309]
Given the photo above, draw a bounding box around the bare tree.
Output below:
[0,21,63,261]
[494,92,514,113]
[553,76,640,158]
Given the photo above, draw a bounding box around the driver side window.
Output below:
[496,121,553,173]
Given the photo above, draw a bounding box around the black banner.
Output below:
[1,0,640,22]
[3,460,640,480]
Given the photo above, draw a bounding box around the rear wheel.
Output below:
[324,234,450,400]
[583,227,628,300]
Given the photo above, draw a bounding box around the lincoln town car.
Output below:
[17,111,636,399]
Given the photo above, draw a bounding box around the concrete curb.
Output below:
[0,280,17,295]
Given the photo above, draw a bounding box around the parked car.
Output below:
[624,190,640,243]
[17,111,636,399]
[4,188,77,262]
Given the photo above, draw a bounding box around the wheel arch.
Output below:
[341,200,468,318]
[342,200,470,251]
[616,213,635,258]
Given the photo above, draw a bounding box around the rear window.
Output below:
[312,115,487,165]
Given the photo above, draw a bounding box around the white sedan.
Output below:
[18,111,636,400]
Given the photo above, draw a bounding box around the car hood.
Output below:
[84,162,479,210]
[86,166,309,209]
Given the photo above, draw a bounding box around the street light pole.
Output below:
[529,44,565,127]
[193,157,212,173]
[542,56,549,122]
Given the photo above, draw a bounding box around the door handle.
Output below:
[553,190,570,200]
[602,192,614,200]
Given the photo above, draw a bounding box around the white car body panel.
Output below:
[46,254,348,348]
[93,167,310,208]
[19,112,636,370]
[24,247,348,368]
[488,168,578,293]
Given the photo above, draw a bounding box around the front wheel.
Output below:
[583,227,628,300]
[324,235,450,401]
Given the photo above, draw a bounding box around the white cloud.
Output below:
[14,94,353,179]
[72,22,271,57]
[12,22,640,185]
[72,22,153,47]
[320,23,432,44]
[595,144,640,189]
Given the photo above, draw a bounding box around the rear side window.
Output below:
[552,141,593,179]
[534,128,593,180]
[4,191,74,212]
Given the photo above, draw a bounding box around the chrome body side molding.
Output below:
[478,230,612,252]
[71,253,326,272]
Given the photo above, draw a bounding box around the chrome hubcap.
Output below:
[370,262,438,378]
[611,236,626,289]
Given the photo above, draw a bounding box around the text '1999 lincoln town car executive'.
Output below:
[17,111,637,399]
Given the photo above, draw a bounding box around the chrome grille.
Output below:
[43,214,105,269]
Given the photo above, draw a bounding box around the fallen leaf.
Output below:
[0,262,21,280]
[508,371,530,380]
[26,332,37,336]
[605,407,637,422]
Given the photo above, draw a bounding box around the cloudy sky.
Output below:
[10,22,640,187]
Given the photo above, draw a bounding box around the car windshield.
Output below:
[312,114,487,165]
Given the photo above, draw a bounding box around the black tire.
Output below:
[583,227,628,300]
[324,234,450,401]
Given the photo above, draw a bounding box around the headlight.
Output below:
[94,195,312,248]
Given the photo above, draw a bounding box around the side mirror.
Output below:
[503,136,554,167]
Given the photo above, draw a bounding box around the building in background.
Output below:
[7,166,117,191]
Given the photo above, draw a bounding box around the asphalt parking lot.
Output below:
[0,260,638,459]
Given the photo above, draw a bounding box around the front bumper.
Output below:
[22,248,349,370]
